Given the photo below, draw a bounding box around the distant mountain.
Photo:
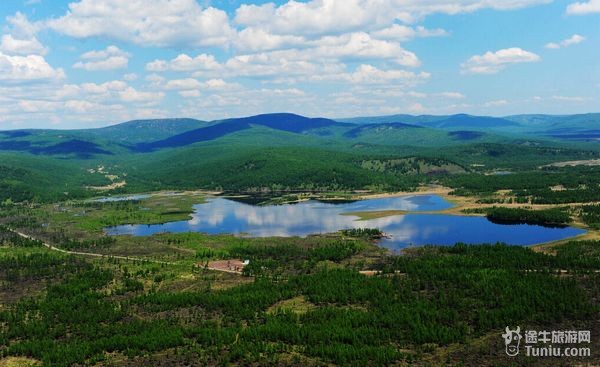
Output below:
[134,120,251,152]
[340,113,600,135]
[337,114,448,125]
[0,138,111,158]
[343,122,422,138]
[427,114,519,129]
[0,130,32,138]
[77,118,206,143]
[133,113,339,152]
[505,113,600,131]
[0,112,597,160]
[337,114,519,130]
[219,113,338,133]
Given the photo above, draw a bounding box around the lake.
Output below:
[104,195,585,250]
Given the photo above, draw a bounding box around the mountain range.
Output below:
[1,112,599,158]
[0,112,598,203]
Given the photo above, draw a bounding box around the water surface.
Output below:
[104,195,585,250]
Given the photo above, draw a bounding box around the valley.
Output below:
[1,112,599,366]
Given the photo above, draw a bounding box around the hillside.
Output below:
[0,112,598,202]
[78,118,206,143]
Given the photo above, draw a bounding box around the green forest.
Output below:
[1,113,599,366]
[1,237,598,367]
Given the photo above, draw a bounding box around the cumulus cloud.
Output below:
[371,24,448,41]
[235,28,306,52]
[0,0,573,126]
[566,0,600,14]
[147,32,420,81]
[0,52,65,82]
[170,79,241,98]
[47,0,234,48]
[73,45,130,71]
[0,12,47,55]
[327,64,430,84]
[164,78,204,90]
[461,47,540,74]
[484,99,508,107]
[80,80,128,94]
[118,87,164,103]
[437,92,466,99]
[234,0,549,38]
[123,73,138,81]
[545,34,585,49]
[305,32,420,66]
[147,53,221,72]
[0,34,47,56]
[234,1,387,36]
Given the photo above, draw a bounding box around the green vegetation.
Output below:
[360,157,466,175]
[445,166,600,204]
[1,240,598,366]
[1,114,599,365]
[340,227,384,238]
[61,194,204,231]
[1,114,599,204]
[465,207,572,226]
[581,204,600,229]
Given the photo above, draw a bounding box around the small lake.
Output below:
[104,195,585,250]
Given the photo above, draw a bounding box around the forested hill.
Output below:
[133,113,340,152]
[0,112,598,203]
[337,112,600,138]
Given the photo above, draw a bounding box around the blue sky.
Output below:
[0,0,598,128]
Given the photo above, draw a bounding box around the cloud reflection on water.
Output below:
[105,195,585,249]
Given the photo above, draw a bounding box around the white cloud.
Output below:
[0,52,65,82]
[123,73,138,81]
[164,78,204,90]
[332,64,430,84]
[235,27,306,52]
[148,32,420,86]
[371,24,448,41]
[566,0,600,14]
[306,32,420,66]
[0,34,47,55]
[118,87,164,103]
[148,31,420,81]
[64,99,98,113]
[179,90,202,98]
[6,12,41,38]
[461,47,540,74]
[234,0,387,36]
[164,78,241,96]
[545,34,585,49]
[484,99,508,107]
[73,56,128,71]
[147,53,221,72]
[0,78,169,128]
[80,45,128,60]
[47,0,234,48]
[551,95,587,102]
[437,92,466,99]
[80,80,128,94]
[203,79,241,90]
[234,0,550,37]
[73,45,130,71]
[0,12,47,56]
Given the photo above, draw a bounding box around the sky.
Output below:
[0,0,598,129]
